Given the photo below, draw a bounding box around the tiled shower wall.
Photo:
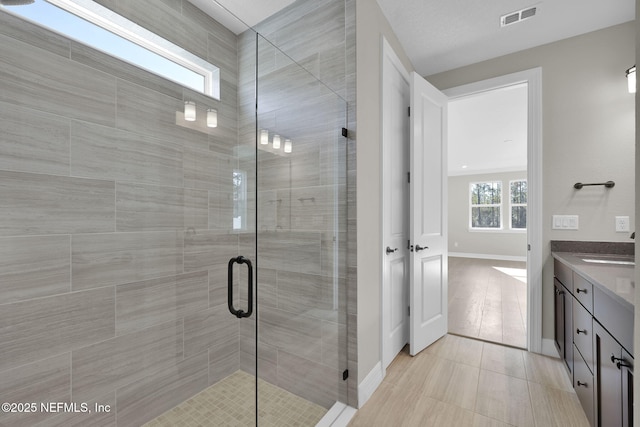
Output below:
[0,1,244,425]
[0,0,357,426]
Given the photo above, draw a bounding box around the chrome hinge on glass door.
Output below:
[227,256,253,318]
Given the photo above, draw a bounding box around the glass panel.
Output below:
[254,33,348,424]
[3,0,220,98]
[512,206,527,229]
[511,180,528,204]
[471,181,501,204]
[472,207,501,228]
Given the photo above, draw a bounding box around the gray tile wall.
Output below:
[0,0,356,424]
[0,1,243,425]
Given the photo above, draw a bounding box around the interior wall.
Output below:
[449,171,528,258]
[355,0,414,389]
[428,21,636,345]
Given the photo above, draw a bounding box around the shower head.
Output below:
[0,0,35,5]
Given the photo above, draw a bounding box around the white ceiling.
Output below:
[375,0,635,76]
[448,84,528,176]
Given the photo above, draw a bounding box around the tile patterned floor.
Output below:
[448,257,528,348]
[349,334,590,427]
[144,370,328,427]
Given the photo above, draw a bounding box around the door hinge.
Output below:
[342,369,349,381]
[408,106,411,117]
[407,306,410,316]
[341,127,348,138]
[407,172,410,183]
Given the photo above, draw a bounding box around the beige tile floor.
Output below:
[448,257,528,348]
[349,334,590,427]
[144,370,327,426]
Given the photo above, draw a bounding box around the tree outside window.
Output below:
[510,180,527,229]
[470,181,502,229]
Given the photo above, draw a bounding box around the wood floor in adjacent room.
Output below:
[348,335,589,427]
[448,256,528,348]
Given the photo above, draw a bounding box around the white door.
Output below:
[381,40,410,369]
[409,72,448,356]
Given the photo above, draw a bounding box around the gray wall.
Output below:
[428,21,636,345]
[449,171,528,258]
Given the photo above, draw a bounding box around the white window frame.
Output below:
[469,181,502,230]
[509,179,527,230]
[6,0,220,99]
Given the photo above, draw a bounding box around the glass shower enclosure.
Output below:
[0,0,348,425]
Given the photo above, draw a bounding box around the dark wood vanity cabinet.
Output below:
[553,256,634,427]
[594,321,633,427]
[554,278,573,374]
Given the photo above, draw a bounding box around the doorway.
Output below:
[446,83,529,349]
[444,69,543,353]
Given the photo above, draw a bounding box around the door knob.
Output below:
[415,244,428,252]
[386,247,398,254]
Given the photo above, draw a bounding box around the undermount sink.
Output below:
[581,257,635,266]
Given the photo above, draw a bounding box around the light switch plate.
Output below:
[552,215,579,230]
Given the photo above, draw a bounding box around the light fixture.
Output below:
[626,65,636,93]
[184,101,196,121]
[284,138,292,153]
[206,108,218,128]
[260,129,269,145]
[272,134,281,149]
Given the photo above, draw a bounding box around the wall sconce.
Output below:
[184,101,196,121]
[206,109,218,128]
[626,65,636,93]
[260,129,269,145]
[272,134,281,149]
[284,138,292,153]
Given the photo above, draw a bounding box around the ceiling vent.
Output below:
[500,6,537,27]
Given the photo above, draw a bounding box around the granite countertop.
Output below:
[552,251,635,310]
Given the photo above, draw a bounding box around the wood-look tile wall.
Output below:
[0,0,355,424]
[0,1,242,425]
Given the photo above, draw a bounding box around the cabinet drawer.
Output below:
[573,273,593,314]
[573,299,593,370]
[593,285,634,354]
[554,258,573,288]
[574,346,595,427]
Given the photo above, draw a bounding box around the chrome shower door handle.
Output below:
[227,256,253,318]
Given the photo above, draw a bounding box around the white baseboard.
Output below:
[449,252,527,262]
[357,361,383,408]
[541,338,560,358]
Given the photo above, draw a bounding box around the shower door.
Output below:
[0,0,348,425]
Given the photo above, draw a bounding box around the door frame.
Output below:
[380,36,411,371]
[443,68,543,353]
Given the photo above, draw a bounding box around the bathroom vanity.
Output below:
[553,244,634,427]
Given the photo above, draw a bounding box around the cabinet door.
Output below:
[563,284,573,374]
[554,279,565,359]
[594,322,622,427]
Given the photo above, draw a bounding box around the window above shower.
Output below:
[1,0,221,99]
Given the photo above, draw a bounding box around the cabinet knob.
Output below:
[576,328,587,335]
[576,288,588,294]
[577,381,588,388]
